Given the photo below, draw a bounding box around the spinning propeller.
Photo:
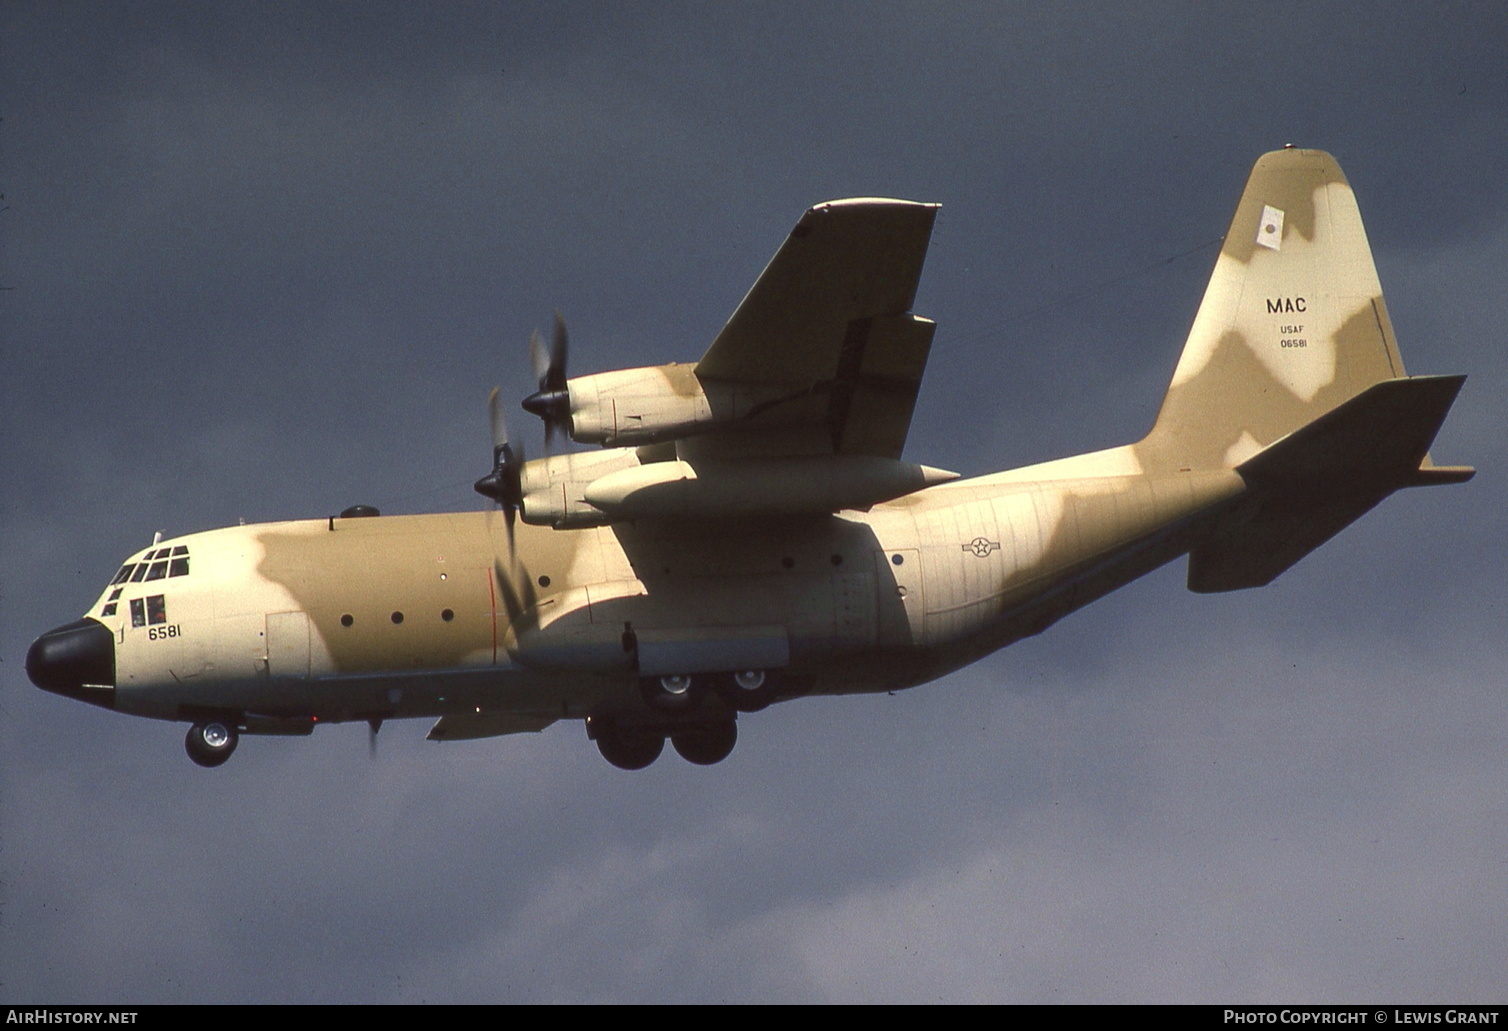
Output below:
[474,313,575,552]
[522,311,572,447]
[473,386,525,550]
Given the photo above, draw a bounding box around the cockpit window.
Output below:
[111,546,192,589]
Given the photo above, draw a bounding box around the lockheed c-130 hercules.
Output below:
[27,148,1474,770]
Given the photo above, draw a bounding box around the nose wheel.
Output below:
[185,720,239,768]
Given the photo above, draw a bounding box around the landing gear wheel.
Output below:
[185,720,239,768]
[715,669,780,712]
[639,673,703,714]
[595,725,665,771]
[671,720,737,766]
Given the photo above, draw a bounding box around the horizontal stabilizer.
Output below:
[1237,374,1470,489]
[1189,375,1472,592]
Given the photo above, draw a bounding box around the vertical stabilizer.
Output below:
[1140,148,1407,471]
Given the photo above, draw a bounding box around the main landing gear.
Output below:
[594,723,665,770]
[595,669,781,770]
[185,719,239,768]
[669,720,737,765]
[591,717,738,770]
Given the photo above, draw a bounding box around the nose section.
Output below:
[26,618,116,708]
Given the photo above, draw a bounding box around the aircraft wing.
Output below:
[694,198,940,459]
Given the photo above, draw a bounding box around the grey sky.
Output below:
[2,2,1505,1002]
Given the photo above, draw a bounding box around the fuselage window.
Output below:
[111,564,137,585]
[101,603,118,617]
[144,560,169,581]
[169,557,189,577]
[130,599,146,628]
[129,564,149,582]
[108,588,123,601]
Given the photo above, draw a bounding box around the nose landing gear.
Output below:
[185,720,239,768]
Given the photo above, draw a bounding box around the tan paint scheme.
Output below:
[89,458,1240,725]
[58,150,1471,760]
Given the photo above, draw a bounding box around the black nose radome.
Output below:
[27,618,116,708]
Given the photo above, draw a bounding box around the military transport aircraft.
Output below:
[27,148,1473,770]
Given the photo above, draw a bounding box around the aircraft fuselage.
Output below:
[43,458,1243,733]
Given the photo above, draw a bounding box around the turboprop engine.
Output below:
[535,362,793,447]
[524,311,938,450]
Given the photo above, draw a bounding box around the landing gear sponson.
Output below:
[164,668,780,769]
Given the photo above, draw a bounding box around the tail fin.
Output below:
[1141,148,1409,471]
[1141,148,1474,592]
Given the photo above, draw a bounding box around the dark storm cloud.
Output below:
[3,1,1504,1002]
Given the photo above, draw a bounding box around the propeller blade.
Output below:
[367,717,382,760]
[529,329,551,392]
[547,311,569,392]
[475,387,525,554]
[488,385,509,456]
[493,556,526,627]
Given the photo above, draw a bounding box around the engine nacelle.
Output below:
[517,447,648,529]
[564,363,791,447]
[565,364,711,446]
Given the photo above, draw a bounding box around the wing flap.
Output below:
[830,314,936,456]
